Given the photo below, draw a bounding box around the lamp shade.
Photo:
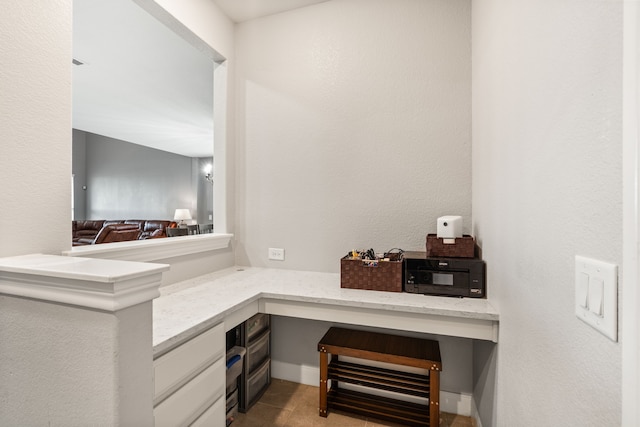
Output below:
[174,209,192,221]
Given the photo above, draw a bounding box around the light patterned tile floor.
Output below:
[230,379,475,427]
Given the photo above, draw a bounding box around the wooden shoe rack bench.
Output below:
[317,327,442,427]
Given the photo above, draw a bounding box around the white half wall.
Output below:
[234,0,472,273]
[472,0,622,425]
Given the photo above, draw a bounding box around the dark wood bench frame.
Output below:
[318,327,442,426]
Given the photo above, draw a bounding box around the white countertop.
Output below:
[153,267,499,355]
[0,253,168,282]
[0,253,168,312]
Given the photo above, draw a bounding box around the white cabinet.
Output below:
[191,395,225,427]
[154,323,225,426]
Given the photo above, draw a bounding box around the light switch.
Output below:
[577,272,589,308]
[588,277,604,316]
[575,255,618,341]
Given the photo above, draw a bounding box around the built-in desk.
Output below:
[0,255,498,426]
[153,267,499,355]
[152,267,498,423]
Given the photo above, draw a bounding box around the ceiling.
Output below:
[73,0,330,158]
[212,0,330,23]
[73,0,214,158]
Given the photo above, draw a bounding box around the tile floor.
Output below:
[230,379,475,427]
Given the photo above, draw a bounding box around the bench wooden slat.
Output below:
[329,360,430,397]
[318,327,441,426]
[328,388,430,427]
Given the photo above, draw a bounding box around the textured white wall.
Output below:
[144,0,234,60]
[0,296,155,426]
[0,0,72,257]
[472,1,622,425]
[235,0,472,272]
[0,1,235,424]
[0,296,118,425]
[235,0,475,405]
[271,316,474,395]
[137,0,236,236]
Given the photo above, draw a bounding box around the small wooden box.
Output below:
[426,234,476,258]
[340,256,403,292]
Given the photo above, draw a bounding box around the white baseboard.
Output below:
[271,360,319,387]
[271,360,474,417]
[471,396,483,427]
[440,390,473,417]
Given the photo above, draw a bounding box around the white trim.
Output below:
[271,360,320,387]
[213,61,228,234]
[0,254,168,311]
[471,396,484,427]
[64,233,233,262]
[439,390,473,417]
[259,298,498,342]
[623,1,640,425]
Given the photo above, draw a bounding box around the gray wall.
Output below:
[73,130,212,222]
[195,157,214,224]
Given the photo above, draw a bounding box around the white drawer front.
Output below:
[154,357,225,427]
[154,323,224,400]
[190,394,225,427]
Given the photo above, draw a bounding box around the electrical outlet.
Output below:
[268,248,285,261]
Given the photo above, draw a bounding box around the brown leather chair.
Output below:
[93,224,141,244]
[140,220,175,239]
[73,219,179,245]
[72,220,106,243]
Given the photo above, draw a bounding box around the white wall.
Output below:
[135,0,237,236]
[234,0,476,407]
[622,3,640,424]
[1,297,118,425]
[271,316,474,396]
[0,1,236,424]
[472,1,622,426]
[235,0,472,272]
[0,0,72,257]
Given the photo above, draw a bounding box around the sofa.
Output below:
[72,219,178,246]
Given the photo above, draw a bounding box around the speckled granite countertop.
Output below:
[153,267,499,355]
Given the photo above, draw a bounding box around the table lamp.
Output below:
[174,209,192,227]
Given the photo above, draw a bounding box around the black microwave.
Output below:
[404,252,486,298]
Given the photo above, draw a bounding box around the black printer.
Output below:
[404,251,486,298]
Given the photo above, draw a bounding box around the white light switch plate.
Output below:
[575,255,618,341]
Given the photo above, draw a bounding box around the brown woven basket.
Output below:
[426,234,476,258]
[340,256,403,292]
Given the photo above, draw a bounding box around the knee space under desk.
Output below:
[317,327,442,427]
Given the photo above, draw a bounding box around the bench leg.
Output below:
[430,369,440,426]
[319,351,328,417]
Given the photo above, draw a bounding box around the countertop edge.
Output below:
[152,267,500,356]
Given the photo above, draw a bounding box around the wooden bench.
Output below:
[318,327,442,426]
